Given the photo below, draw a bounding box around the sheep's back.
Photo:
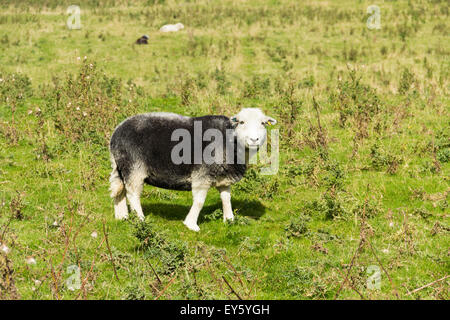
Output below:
[110,113,245,191]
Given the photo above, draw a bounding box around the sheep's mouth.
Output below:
[245,143,261,149]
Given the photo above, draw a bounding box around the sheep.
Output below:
[109,108,277,232]
[159,23,184,32]
[135,34,149,45]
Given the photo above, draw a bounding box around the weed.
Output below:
[227,213,253,226]
[121,283,147,300]
[304,191,352,220]
[180,76,195,106]
[298,75,315,89]
[0,72,33,102]
[9,191,25,221]
[398,68,416,95]
[213,67,231,95]
[282,266,314,296]
[0,250,19,299]
[435,128,450,163]
[285,215,309,238]
[331,69,382,140]
[131,218,187,275]
[203,209,222,221]
[353,197,382,219]
[411,208,432,220]
[370,143,403,174]
[242,75,271,99]
[44,60,139,148]
[322,160,346,190]
[234,168,280,199]
[276,81,302,140]
[302,98,328,153]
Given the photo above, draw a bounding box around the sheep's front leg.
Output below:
[217,186,234,222]
[183,186,209,232]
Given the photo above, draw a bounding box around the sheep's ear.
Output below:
[230,116,239,128]
[264,116,277,126]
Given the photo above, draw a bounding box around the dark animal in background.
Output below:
[136,34,149,45]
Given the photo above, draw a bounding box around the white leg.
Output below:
[110,155,128,220]
[217,186,234,222]
[125,173,145,221]
[183,187,209,232]
[114,194,128,220]
[127,191,144,221]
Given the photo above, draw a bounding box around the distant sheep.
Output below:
[136,34,149,44]
[159,23,184,32]
[109,108,277,231]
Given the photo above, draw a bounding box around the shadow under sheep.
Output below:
[142,199,266,223]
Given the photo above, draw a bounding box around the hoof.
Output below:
[114,213,129,220]
[183,221,200,232]
[223,214,234,222]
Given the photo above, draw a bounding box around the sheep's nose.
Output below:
[250,137,259,143]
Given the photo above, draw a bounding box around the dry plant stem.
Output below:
[154,273,177,300]
[335,195,367,300]
[146,258,162,284]
[246,256,269,299]
[31,275,49,299]
[334,240,363,300]
[49,260,60,300]
[201,247,230,298]
[350,280,366,300]
[149,281,160,294]
[313,97,323,133]
[336,267,366,300]
[0,214,14,241]
[77,236,106,300]
[407,275,449,296]
[222,275,243,300]
[55,221,73,290]
[192,268,203,297]
[313,96,327,147]
[102,219,120,282]
[222,253,245,288]
[366,237,400,298]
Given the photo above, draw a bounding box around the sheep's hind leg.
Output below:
[110,155,128,220]
[183,186,209,232]
[125,173,145,221]
[127,191,144,221]
[217,186,234,222]
[114,191,128,220]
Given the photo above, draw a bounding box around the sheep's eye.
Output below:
[239,121,244,124]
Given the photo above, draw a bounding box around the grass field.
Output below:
[0,0,449,300]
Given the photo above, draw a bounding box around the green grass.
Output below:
[0,0,449,300]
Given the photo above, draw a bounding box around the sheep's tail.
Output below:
[109,155,125,199]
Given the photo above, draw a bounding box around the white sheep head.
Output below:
[231,108,277,148]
